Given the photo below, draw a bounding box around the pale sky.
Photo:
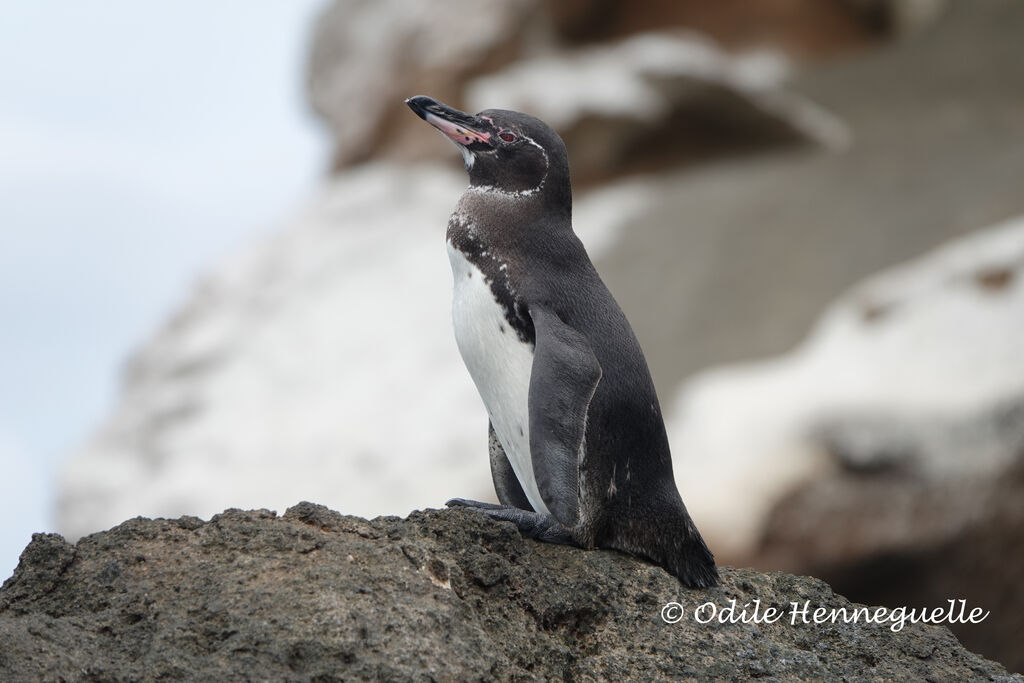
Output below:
[0,0,328,579]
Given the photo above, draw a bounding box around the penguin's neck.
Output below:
[449,188,567,251]
[464,165,572,221]
[460,176,571,227]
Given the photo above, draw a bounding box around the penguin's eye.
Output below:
[499,131,518,143]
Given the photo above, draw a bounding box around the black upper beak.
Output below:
[405,95,494,147]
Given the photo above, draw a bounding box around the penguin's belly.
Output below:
[447,243,552,516]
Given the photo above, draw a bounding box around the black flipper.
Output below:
[527,305,602,529]
[488,422,533,510]
[447,307,601,549]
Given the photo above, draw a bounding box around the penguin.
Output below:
[406,95,718,588]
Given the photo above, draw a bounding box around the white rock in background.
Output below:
[59,164,468,539]
[465,31,851,152]
[57,163,650,540]
[308,0,538,165]
[668,214,1024,560]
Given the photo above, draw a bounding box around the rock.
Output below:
[464,31,850,185]
[1,504,1018,680]
[547,0,892,54]
[667,215,1024,561]
[840,0,948,35]
[308,0,866,174]
[599,0,1024,399]
[307,0,540,169]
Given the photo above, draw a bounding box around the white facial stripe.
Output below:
[524,137,549,190]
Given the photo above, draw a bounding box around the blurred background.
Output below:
[2,0,1022,671]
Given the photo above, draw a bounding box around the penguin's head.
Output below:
[406,95,571,207]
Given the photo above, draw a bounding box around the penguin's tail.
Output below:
[609,490,719,588]
[660,513,719,589]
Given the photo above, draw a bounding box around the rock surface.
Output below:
[1,503,1018,681]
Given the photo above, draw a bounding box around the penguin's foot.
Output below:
[446,498,578,546]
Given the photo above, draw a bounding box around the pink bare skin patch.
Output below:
[425,113,492,146]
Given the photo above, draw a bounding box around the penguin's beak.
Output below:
[406,95,494,149]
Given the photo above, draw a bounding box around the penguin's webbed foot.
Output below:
[445,498,578,546]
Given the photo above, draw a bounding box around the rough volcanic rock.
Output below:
[1,504,1018,681]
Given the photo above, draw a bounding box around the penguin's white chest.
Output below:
[446,242,552,516]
